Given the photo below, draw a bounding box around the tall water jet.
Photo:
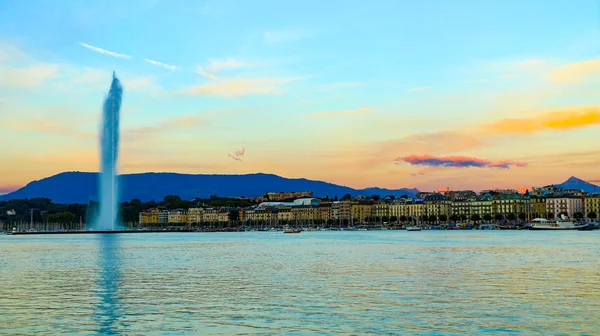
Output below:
[96,72,122,230]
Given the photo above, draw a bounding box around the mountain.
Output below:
[553,176,599,193]
[0,172,418,203]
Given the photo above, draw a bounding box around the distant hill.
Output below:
[553,176,599,193]
[0,172,419,203]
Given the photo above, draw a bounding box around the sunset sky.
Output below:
[1,0,600,194]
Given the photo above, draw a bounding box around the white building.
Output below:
[545,198,583,218]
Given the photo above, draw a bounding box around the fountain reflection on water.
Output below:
[94,235,122,334]
[96,72,122,231]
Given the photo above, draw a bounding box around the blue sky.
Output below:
[1,0,600,193]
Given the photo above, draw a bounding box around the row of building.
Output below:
[139,188,600,225]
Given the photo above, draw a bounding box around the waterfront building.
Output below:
[277,206,293,222]
[139,208,159,225]
[451,199,471,217]
[217,208,230,222]
[389,201,411,220]
[317,203,332,221]
[492,194,530,217]
[444,190,476,201]
[203,208,219,223]
[529,197,547,218]
[291,205,318,222]
[158,210,169,225]
[331,201,341,220]
[187,208,204,224]
[168,209,187,224]
[470,194,494,217]
[545,197,583,218]
[372,203,390,219]
[351,201,373,223]
[584,195,600,218]
[339,201,352,219]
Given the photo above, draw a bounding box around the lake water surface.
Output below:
[1,231,599,335]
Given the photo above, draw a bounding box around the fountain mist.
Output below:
[96,72,122,230]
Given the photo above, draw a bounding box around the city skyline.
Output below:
[2,0,600,194]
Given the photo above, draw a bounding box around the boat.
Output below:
[283,227,301,234]
[406,226,421,231]
[529,218,588,230]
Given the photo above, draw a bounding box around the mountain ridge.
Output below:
[0,172,419,203]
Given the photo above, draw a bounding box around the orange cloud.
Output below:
[484,107,600,134]
[548,58,600,83]
[182,77,302,97]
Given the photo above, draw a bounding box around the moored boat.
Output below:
[283,227,301,234]
[529,218,588,230]
[406,226,421,231]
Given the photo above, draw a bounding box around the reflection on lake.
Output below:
[1,231,599,334]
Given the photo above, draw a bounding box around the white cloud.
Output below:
[144,59,177,70]
[183,77,302,97]
[196,66,218,79]
[406,86,429,92]
[78,42,132,59]
[0,42,25,61]
[0,64,59,88]
[264,28,311,44]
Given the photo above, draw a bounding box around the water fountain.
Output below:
[96,72,122,231]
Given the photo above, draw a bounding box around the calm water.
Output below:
[1,231,599,335]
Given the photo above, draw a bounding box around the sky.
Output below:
[1,0,600,194]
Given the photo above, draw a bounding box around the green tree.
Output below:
[518,213,527,221]
[471,214,481,222]
[381,216,389,223]
[439,214,448,222]
[588,212,597,220]
[573,212,584,220]
[390,215,398,223]
[494,213,504,222]
[47,212,75,223]
[163,195,181,204]
[483,214,492,222]
[547,212,555,219]
[428,215,437,223]
[399,215,407,223]
[507,213,516,221]
[371,195,381,201]
[341,194,352,201]
[229,209,240,221]
[450,214,459,222]
[459,214,467,221]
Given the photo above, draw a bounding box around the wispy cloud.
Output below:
[0,64,59,88]
[182,77,302,97]
[228,145,245,161]
[548,58,600,84]
[382,132,483,154]
[78,42,132,59]
[410,171,426,177]
[124,115,209,140]
[144,59,176,70]
[305,107,372,118]
[264,28,311,44]
[396,154,527,169]
[196,66,218,79]
[406,86,429,92]
[207,57,258,72]
[483,106,600,134]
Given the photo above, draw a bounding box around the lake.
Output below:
[1,231,599,334]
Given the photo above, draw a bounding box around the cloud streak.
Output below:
[548,58,600,84]
[183,77,302,97]
[144,59,176,70]
[196,66,218,79]
[396,154,527,169]
[228,145,245,161]
[484,107,600,134]
[78,42,131,59]
[406,86,429,92]
[304,107,372,118]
